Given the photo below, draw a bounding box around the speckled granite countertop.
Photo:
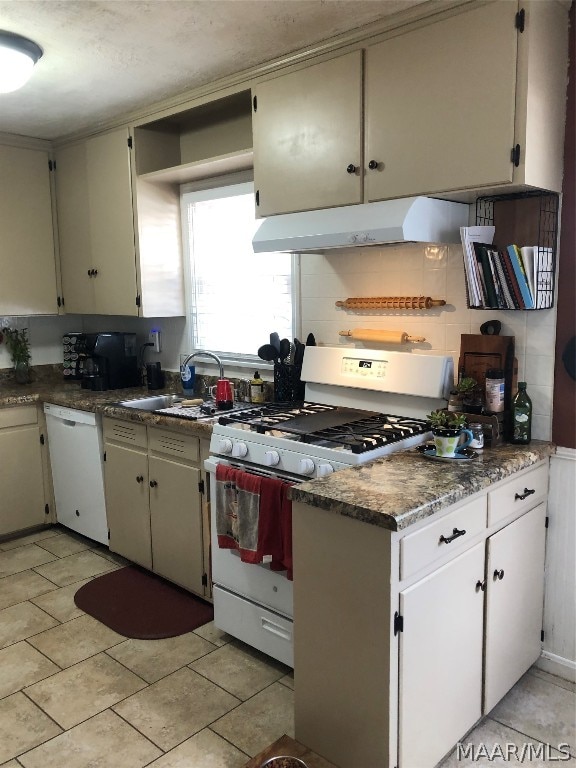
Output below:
[290,441,555,531]
[0,378,216,438]
[1,372,555,531]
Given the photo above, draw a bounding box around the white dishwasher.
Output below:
[44,403,108,545]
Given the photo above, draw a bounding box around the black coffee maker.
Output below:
[78,332,140,391]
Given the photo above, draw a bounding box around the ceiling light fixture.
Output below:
[0,31,43,94]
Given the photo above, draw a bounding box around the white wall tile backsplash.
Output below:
[299,243,557,440]
[1,242,557,440]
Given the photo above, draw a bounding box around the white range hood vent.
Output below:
[252,196,470,253]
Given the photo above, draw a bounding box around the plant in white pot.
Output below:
[427,410,473,458]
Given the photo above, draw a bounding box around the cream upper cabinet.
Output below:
[56,128,184,317]
[56,128,138,316]
[252,51,363,216]
[0,144,59,315]
[253,1,568,216]
[365,1,568,200]
[365,3,518,201]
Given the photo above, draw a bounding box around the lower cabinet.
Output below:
[293,460,549,768]
[0,405,52,537]
[399,543,485,768]
[103,418,208,597]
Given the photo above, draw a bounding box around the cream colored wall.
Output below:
[300,243,557,441]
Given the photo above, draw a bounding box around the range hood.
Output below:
[252,196,469,253]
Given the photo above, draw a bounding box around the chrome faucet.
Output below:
[181,350,224,380]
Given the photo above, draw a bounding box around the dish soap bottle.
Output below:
[250,371,265,404]
[511,382,532,444]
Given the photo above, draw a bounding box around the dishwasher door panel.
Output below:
[44,404,108,544]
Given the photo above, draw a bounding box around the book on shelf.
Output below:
[536,246,554,309]
[460,228,552,309]
[491,251,516,309]
[472,242,500,308]
[506,244,535,309]
[460,226,495,307]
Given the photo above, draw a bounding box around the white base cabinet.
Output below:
[103,418,208,597]
[399,543,485,768]
[293,460,549,768]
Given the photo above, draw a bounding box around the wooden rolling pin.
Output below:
[336,296,446,310]
[339,329,426,344]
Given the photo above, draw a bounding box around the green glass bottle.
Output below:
[511,382,532,444]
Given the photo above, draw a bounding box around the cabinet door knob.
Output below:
[515,487,535,501]
[149,480,158,488]
[475,579,486,592]
[368,160,379,170]
[346,164,357,174]
[493,569,505,581]
[87,269,93,277]
[93,269,98,277]
[439,527,466,544]
[136,475,144,483]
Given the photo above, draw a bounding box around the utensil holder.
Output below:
[274,362,292,403]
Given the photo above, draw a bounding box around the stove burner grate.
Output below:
[219,406,429,454]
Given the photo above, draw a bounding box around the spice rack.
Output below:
[464,191,559,311]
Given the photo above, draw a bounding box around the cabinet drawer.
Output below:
[148,427,199,463]
[0,405,38,429]
[400,496,486,580]
[488,463,549,527]
[103,417,147,449]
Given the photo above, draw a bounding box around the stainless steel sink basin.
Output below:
[117,394,184,411]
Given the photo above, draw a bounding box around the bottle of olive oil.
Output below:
[511,382,532,444]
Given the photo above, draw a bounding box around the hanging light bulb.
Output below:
[0,31,43,94]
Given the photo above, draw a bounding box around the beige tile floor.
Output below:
[0,525,574,768]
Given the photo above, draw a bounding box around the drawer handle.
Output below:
[439,527,466,544]
[475,579,486,592]
[261,617,291,642]
[515,487,536,501]
[493,569,505,581]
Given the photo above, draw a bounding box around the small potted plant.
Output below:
[1,327,32,383]
[427,410,473,458]
[427,409,468,435]
[448,377,478,412]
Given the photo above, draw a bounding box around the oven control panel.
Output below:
[342,356,388,379]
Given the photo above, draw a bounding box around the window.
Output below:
[181,180,297,361]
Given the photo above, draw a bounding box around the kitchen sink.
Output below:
[116,394,184,411]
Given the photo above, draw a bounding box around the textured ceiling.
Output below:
[0,0,427,141]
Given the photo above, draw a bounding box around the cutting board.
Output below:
[458,334,517,410]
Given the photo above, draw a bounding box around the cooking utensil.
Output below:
[339,329,426,344]
[270,332,281,353]
[293,339,305,367]
[258,344,279,361]
[336,296,446,310]
[279,338,291,362]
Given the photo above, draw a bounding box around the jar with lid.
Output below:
[469,423,484,450]
[485,368,505,413]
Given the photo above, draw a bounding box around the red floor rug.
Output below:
[74,565,214,639]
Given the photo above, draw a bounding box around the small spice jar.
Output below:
[485,368,505,413]
[469,423,484,450]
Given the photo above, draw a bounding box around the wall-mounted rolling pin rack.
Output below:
[339,329,426,344]
[336,296,446,310]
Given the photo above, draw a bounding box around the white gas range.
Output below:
[205,346,453,665]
